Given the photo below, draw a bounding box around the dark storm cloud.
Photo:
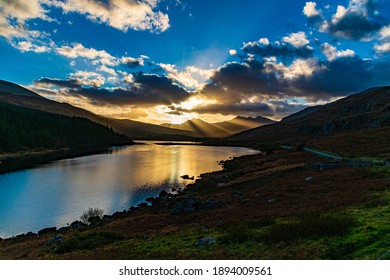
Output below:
[35,77,82,88]
[34,73,190,107]
[199,61,286,103]
[199,54,390,106]
[288,56,375,99]
[306,0,388,41]
[326,11,383,40]
[242,42,313,59]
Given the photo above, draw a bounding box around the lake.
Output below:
[0,142,258,238]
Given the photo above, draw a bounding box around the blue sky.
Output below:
[0,0,389,123]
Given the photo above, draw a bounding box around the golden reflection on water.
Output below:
[0,143,258,237]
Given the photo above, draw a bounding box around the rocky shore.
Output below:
[1,148,389,259]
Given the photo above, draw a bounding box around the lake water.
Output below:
[0,142,258,238]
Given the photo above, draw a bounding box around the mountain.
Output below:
[0,80,42,97]
[0,100,131,154]
[230,86,390,156]
[162,115,275,138]
[0,80,194,140]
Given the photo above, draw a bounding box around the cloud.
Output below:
[198,51,390,115]
[229,49,237,56]
[159,64,214,90]
[282,32,310,48]
[98,65,117,76]
[34,72,191,107]
[374,42,390,53]
[321,43,356,61]
[16,41,50,53]
[259,38,270,45]
[0,0,50,39]
[56,43,117,65]
[69,71,106,87]
[303,2,320,17]
[379,25,390,39]
[311,0,386,40]
[121,56,145,68]
[242,40,313,60]
[49,0,170,33]
[374,25,390,54]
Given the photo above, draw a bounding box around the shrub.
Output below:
[80,208,104,224]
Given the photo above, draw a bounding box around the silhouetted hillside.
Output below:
[231,87,390,156]
[0,101,132,153]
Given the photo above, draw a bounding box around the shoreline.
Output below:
[0,147,389,259]
[0,142,135,175]
[0,142,259,239]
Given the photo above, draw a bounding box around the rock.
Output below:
[46,234,63,245]
[171,197,200,215]
[70,221,87,230]
[38,227,57,235]
[233,190,245,200]
[26,232,37,237]
[159,190,169,197]
[137,202,148,208]
[180,174,195,180]
[305,176,313,182]
[199,198,223,210]
[145,197,155,203]
[195,237,217,246]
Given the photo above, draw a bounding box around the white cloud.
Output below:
[49,0,170,33]
[282,32,310,48]
[265,58,319,80]
[303,2,320,17]
[159,64,214,90]
[98,65,117,76]
[56,43,117,65]
[16,41,50,53]
[259,38,270,45]
[374,42,390,54]
[321,43,355,61]
[0,0,50,38]
[332,5,347,24]
[229,49,237,56]
[379,26,390,39]
[69,71,105,87]
[121,56,145,67]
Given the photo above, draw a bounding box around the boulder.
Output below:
[46,234,63,245]
[38,227,57,235]
[171,197,200,215]
[195,237,217,246]
[180,174,194,180]
[199,198,223,210]
[70,221,87,230]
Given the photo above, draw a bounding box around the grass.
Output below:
[55,232,125,254]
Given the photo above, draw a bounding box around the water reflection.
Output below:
[0,144,258,237]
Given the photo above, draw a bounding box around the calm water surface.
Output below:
[0,142,258,237]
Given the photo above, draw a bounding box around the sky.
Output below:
[0,0,389,124]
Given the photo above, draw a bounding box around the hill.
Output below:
[0,101,131,154]
[231,87,390,157]
[0,80,195,140]
[163,116,275,138]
